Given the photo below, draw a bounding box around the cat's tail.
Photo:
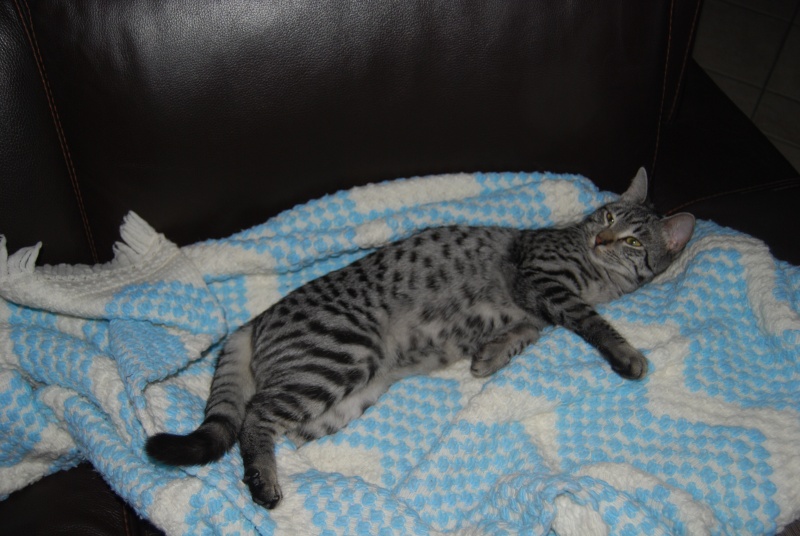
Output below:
[146,323,255,466]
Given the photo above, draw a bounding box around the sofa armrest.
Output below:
[0,463,163,536]
[654,60,800,265]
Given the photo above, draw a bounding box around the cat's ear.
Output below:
[662,213,695,253]
[621,167,649,204]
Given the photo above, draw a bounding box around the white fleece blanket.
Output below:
[1,172,799,535]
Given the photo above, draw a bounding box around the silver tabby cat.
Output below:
[146,168,695,509]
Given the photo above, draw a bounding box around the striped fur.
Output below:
[146,168,695,508]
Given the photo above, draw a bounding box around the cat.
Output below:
[146,168,695,509]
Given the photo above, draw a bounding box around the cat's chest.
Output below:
[523,246,626,306]
[577,277,625,305]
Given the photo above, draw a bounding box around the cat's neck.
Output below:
[515,224,638,305]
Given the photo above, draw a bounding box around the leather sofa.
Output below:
[1,1,798,534]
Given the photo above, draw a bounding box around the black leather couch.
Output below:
[1,1,798,534]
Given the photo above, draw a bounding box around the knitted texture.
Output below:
[1,173,798,535]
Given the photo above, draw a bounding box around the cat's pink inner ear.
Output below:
[663,213,695,252]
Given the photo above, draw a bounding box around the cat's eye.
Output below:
[625,237,642,247]
[605,211,615,225]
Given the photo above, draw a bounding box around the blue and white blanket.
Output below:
[1,173,799,535]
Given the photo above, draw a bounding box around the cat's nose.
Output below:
[595,230,615,246]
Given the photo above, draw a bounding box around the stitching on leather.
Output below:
[665,0,702,122]
[650,0,675,176]
[13,0,99,262]
[664,179,800,214]
[121,500,133,536]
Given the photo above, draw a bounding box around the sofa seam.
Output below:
[663,178,800,214]
[650,0,675,177]
[121,499,134,536]
[664,0,702,122]
[12,0,99,263]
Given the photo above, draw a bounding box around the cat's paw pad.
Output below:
[611,351,649,380]
[243,468,283,509]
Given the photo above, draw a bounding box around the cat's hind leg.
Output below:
[239,410,283,507]
[239,350,381,507]
[287,377,391,446]
[470,322,540,378]
[239,382,353,508]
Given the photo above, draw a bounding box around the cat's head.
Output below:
[586,167,695,283]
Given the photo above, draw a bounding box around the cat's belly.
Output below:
[383,300,530,376]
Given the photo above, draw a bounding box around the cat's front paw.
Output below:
[470,357,501,378]
[243,467,283,509]
[470,346,510,378]
[610,348,649,380]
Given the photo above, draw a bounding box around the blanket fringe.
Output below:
[0,235,41,277]
[113,212,160,265]
[32,212,164,277]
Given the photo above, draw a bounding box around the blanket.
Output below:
[1,172,799,535]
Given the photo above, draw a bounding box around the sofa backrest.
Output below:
[1,0,699,264]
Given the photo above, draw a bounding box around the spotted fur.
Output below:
[146,168,695,508]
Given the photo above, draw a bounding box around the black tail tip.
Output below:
[145,432,199,466]
[146,420,236,466]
